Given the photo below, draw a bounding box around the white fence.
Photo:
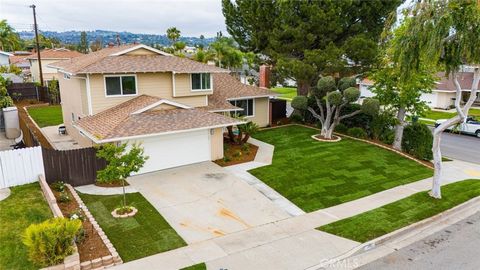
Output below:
[0,146,45,189]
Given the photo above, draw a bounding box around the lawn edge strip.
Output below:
[312,194,480,270]
[261,124,433,169]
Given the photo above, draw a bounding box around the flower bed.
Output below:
[214,141,258,166]
[50,182,122,269]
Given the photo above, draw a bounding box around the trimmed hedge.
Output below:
[347,127,368,139]
[402,123,433,160]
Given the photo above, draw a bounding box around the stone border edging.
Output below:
[38,175,81,270]
[311,134,341,142]
[65,184,123,269]
[111,207,138,218]
[305,195,480,270]
[261,124,433,169]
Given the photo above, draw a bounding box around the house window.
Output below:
[229,99,254,117]
[191,73,211,91]
[105,75,137,96]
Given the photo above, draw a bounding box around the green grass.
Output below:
[27,105,63,127]
[78,192,187,262]
[249,125,433,212]
[0,183,53,270]
[271,87,297,101]
[180,263,207,270]
[318,179,480,242]
[422,108,480,120]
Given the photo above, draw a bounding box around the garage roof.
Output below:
[75,95,242,143]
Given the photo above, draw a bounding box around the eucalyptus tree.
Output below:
[292,76,379,139]
[393,0,480,198]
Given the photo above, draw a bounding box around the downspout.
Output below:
[86,74,93,115]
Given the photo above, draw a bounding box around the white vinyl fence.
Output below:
[0,146,45,189]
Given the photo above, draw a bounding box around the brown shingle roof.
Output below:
[51,44,228,75]
[206,73,277,112]
[27,48,83,60]
[75,94,240,141]
[435,72,480,91]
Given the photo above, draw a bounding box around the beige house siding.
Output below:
[249,97,270,127]
[436,92,455,109]
[89,73,207,114]
[210,127,224,160]
[30,59,65,83]
[174,73,213,97]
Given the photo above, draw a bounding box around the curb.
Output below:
[305,195,480,270]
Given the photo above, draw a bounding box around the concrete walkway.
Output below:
[112,159,480,270]
[42,125,83,150]
[225,138,305,217]
[75,184,137,195]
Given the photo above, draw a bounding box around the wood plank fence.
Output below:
[42,147,106,186]
[7,83,51,103]
[0,146,45,189]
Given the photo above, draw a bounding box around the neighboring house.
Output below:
[358,72,480,110]
[0,51,13,66]
[9,51,33,78]
[27,48,83,85]
[1,73,23,83]
[49,44,276,174]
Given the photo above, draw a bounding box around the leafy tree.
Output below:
[209,36,244,70]
[77,31,88,53]
[90,37,103,52]
[193,47,214,63]
[173,41,186,52]
[0,76,13,108]
[0,20,21,51]
[96,143,148,207]
[0,64,21,75]
[392,0,480,198]
[48,78,60,104]
[166,27,181,45]
[292,76,379,139]
[222,0,401,95]
[226,119,259,145]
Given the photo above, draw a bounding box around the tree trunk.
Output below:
[430,69,480,198]
[297,80,311,96]
[226,126,235,143]
[392,107,407,150]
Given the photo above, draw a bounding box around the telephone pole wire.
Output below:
[30,4,44,87]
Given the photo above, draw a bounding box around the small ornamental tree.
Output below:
[96,143,148,208]
[226,119,259,145]
[48,78,60,105]
[292,76,380,139]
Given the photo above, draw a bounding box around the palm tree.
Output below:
[166,27,181,45]
[0,20,21,51]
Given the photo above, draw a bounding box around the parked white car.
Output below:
[435,116,480,138]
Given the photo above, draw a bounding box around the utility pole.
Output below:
[30,4,44,87]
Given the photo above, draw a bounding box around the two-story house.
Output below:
[49,44,275,174]
[28,48,83,85]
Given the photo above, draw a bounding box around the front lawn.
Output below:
[78,192,187,262]
[271,87,297,101]
[422,108,480,120]
[318,179,480,242]
[0,183,53,270]
[249,125,433,212]
[27,105,63,127]
[181,263,207,270]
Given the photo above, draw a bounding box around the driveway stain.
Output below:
[218,208,251,228]
[204,173,227,180]
[180,221,226,237]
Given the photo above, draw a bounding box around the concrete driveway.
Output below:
[127,162,290,244]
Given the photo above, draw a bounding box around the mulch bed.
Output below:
[214,141,258,167]
[51,186,110,262]
[95,180,130,188]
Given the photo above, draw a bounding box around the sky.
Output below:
[0,0,227,37]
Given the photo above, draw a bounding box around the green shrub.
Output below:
[59,191,71,203]
[380,129,395,145]
[402,123,433,160]
[334,123,348,134]
[370,111,396,142]
[22,218,82,267]
[289,112,304,123]
[52,181,65,192]
[347,127,368,139]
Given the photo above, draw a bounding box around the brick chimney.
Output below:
[259,65,270,88]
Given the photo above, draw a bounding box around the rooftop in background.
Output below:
[26,48,84,60]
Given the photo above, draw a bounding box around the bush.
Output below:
[289,112,304,123]
[334,123,348,134]
[22,218,82,267]
[59,191,71,203]
[380,129,395,145]
[52,181,65,192]
[402,123,433,160]
[340,104,373,130]
[347,127,368,139]
[370,111,396,142]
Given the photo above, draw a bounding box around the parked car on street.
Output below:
[435,116,480,138]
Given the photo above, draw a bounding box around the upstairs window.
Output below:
[105,75,137,96]
[191,73,211,91]
[229,99,254,117]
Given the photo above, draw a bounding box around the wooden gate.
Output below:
[42,147,106,186]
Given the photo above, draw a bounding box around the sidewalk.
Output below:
[112,154,480,270]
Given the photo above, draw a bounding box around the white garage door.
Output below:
[129,130,211,175]
[421,92,438,108]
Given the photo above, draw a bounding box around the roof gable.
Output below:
[131,99,191,114]
[110,44,171,56]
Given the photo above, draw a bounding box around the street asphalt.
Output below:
[439,131,480,164]
[359,211,480,270]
